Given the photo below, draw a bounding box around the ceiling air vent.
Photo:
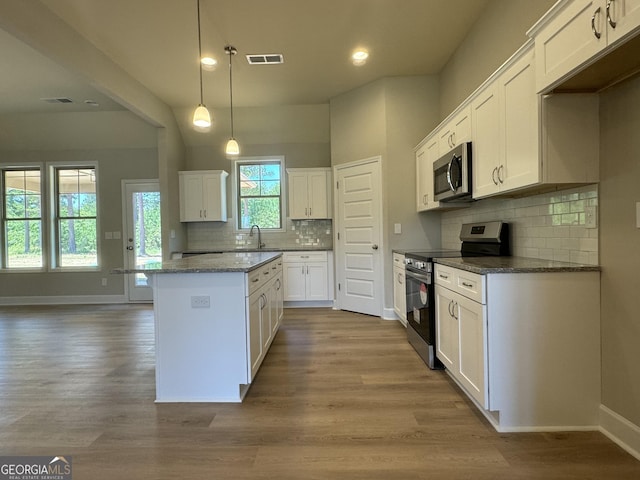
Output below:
[41,97,74,104]
[246,53,284,65]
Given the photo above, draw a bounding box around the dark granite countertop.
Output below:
[112,252,282,274]
[434,256,601,274]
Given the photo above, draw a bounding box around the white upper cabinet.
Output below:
[415,137,441,211]
[473,48,540,199]
[530,0,640,93]
[472,43,599,200]
[287,168,332,220]
[438,107,471,155]
[179,170,228,222]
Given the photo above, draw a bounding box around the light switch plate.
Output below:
[394,223,402,234]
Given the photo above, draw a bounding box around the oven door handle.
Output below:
[406,270,431,284]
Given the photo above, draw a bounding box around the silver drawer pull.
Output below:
[439,274,449,279]
[252,278,260,283]
[264,271,270,275]
[461,281,474,288]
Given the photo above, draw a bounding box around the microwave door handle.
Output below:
[446,157,456,192]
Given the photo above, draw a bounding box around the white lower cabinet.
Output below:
[435,267,488,408]
[246,258,283,381]
[392,253,407,325]
[434,263,601,431]
[283,251,331,301]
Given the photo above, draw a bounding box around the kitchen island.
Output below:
[115,252,283,402]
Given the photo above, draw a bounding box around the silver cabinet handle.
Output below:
[439,274,449,280]
[453,302,458,320]
[306,266,309,274]
[451,132,456,146]
[592,6,602,39]
[498,164,505,184]
[372,244,379,250]
[252,278,260,283]
[199,209,203,218]
[309,207,311,216]
[203,209,207,218]
[448,300,454,317]
[492,166,499,186]
[607,0,616,28]
[461,281,473,288]
[264,271,270,275]
[397,273,403,283]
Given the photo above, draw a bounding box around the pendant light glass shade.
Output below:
[193,104,211,128]
[225,138,240,156]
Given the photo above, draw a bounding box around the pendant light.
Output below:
[225,45,240,156]
[192,0,211,129]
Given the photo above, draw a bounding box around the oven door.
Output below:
[405,268,434,345]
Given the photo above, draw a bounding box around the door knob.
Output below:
[126,246,134,251]
[372,244,379,250]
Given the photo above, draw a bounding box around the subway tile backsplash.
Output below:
[441,184,599,265]
[187,219,333,251]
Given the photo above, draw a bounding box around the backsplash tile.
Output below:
[187,219,333,251]
[441,185,599,265]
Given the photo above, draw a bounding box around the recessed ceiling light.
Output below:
[201,56,217,71]
[352,49,369,66]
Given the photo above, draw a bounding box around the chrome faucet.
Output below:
[249,224,265,249]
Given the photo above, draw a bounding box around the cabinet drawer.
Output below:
[435,264,485,304]
[455,270,485,304]
[434,264,456,288]
[283,251,328,263]
[393,252,405,267]
[248,260,279,295]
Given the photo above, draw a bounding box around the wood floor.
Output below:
[0,305,638,479]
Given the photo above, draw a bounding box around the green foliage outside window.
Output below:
[238,162,282,229]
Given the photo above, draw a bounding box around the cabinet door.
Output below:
[306,263,329,301]
[416,144,429,211]
[500,48,540,193]
[179,174,204,222]
[248,291,263,380]
[534,0,606,92]
[202,173,226,221]
[472,84,502,199]
[261,292,272,353]
[272,275,283,333]
[283,262,306,301]
[288,173,309,219]
[307,171,329,219]
[393,266,407,323]
[456,293,488,409]
[608,0,640,43]
[434,285,458,371]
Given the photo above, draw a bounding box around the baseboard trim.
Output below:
[382,307,399,320]
[599,405,640,461]
[283,300,333,308]
[0,295,128,306]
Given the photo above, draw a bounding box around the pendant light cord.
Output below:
[228,46,235,138]
[197,0,204,105]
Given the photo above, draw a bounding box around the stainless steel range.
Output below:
[404,221,509,369]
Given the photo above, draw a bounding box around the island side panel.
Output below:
[487,271,601,430]
[152,271,248,402]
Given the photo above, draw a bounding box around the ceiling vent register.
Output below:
[41,97,73,104]
[246,53,284,65]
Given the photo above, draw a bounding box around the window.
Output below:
[54,167,98,268]
[236,159,284,230]
[2,168,43,268]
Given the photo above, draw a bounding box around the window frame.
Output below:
[233,156,286,233]
[49,162,100,271]
[0,164,45,271]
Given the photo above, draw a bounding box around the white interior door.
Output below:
[334,158,383,317]
[123,180,162,302]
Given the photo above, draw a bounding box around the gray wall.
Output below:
[599,76,640,427]
[439,0,555,118]
[330,76,442,313]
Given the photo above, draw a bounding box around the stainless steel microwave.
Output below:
[433,142,472,202]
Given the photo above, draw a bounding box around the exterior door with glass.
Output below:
[123,180,162,302]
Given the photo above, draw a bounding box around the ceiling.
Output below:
[0,0,491,116]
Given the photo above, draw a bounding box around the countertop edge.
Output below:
[112,252,283,274]
[434,256,601,274]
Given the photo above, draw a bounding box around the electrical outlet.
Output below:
[190,295,210,308]
[101,278,108,286]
